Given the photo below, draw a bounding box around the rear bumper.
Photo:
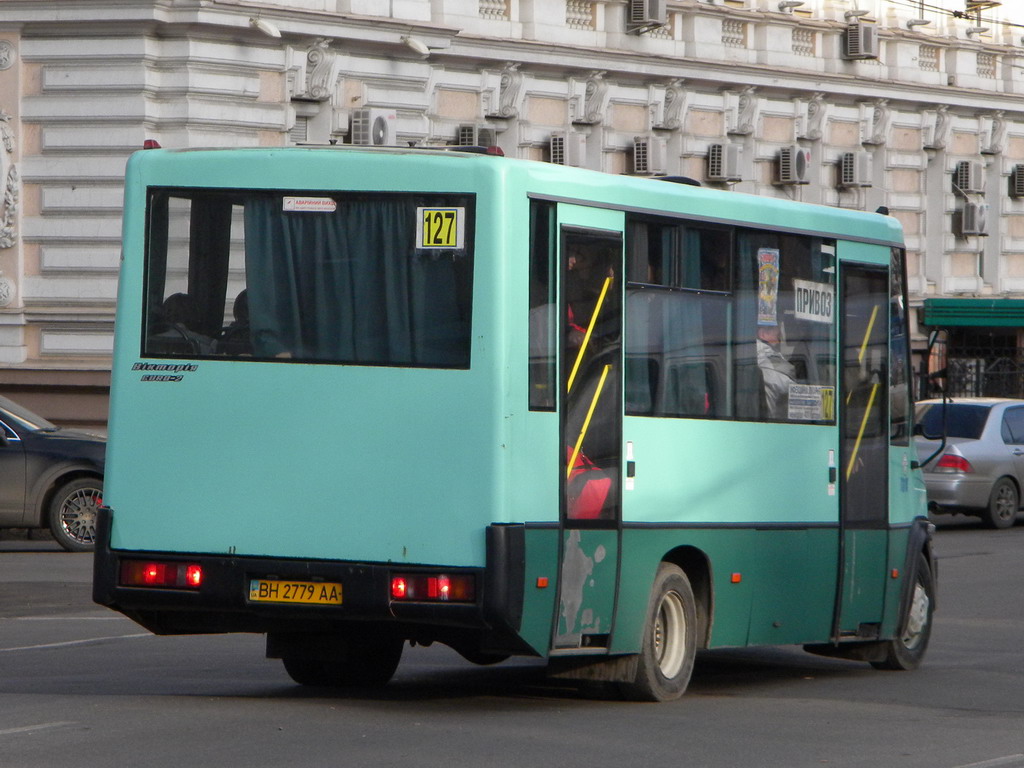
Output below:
[92,508,528,652]
[923,473,993,510]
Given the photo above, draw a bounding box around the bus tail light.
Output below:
[934,454,973,474]
[390,573,475,602]
[120,560,204,589]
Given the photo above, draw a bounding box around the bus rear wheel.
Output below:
[871,553,934,671]
[620,563,697,702]
[280,634,404,687]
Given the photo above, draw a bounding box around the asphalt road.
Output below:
[1,517,1023,768]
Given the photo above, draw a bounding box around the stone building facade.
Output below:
[0,0,1021,424]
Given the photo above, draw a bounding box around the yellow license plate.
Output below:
[248,579,343,606]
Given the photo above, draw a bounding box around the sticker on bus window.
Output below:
[416,207,465,250]
[793,279,834,325]
[788,384,835,421]
[283,197,337,213]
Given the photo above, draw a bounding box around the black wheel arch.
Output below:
[661,545,713,650]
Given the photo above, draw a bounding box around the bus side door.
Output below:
[836,262,889,637]
[552,206,624,652]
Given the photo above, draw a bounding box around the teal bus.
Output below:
[93,145,934,701]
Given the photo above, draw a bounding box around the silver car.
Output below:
[915,398,1024,529]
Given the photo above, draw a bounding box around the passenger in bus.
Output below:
[218,289,252,356]
[756,323,796,419]
[153,292,216,355]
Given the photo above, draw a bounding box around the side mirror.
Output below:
[927,329,948,395]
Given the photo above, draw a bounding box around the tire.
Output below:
[281,635,404,687]
[620,563,697,702]
[982,477,1018,529]
[871,552,934,671]
[47,477,103,552]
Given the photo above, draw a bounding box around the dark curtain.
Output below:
[243,196,469,367]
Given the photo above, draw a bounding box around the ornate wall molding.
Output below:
[494,62,522,119]
[981,110,1005,156]
[861,99,891,146]
[576,71,607,125]
[656,79,687,131]
[726,86,758,136]
[303,38,337,102]
[0,109,18,250]
[924,105,950,150]
[801,92,827,142]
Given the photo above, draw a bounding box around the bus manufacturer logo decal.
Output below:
[133,362,197,382]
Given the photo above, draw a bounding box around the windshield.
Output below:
[143,188,475,368]
[915,402,991,440]
[0,395,58,432]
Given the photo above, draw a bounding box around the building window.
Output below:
[479,0,508,20]
[977,53,996,79]
[792,28,815,57]
[919,45,939,72]
[722,19,746,48]
[566,1,595,30]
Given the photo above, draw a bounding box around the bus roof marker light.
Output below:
[143,139,161,150]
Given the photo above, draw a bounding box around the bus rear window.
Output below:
[143,189,474,368]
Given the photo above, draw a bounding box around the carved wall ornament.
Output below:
[496,63,523,119]
[657,79,687,131]
[579,71,608,125]
[727,86,758,136]
[803,92,827,142]
[925,105,950,150]
[0,41,14,71]
[0,110,17,250]
[303,38,337,102]
[982,110,1005,156]
[862,99,891,146]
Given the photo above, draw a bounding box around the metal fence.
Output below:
[946,348,1024,399]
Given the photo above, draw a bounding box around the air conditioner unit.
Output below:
[1010,164,1024,199]
[838,151,872,188]
[843,23,879,60]
[628,0,667,33]
[633,136,667,175]
[954,160,985,194]
[777,145,811,185]
[350,109,397,146]
[707,143,742,182]
[958,202,989,237]
[550,131,586,167]
[457,124,497,147]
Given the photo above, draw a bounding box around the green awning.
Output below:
[923,298,1024,327]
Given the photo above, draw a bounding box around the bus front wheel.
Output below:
[620,563,697,702]
[281,634,404,687]
[871,552,934,671]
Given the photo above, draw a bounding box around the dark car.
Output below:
[915,397,1024,530]
[0,395,105,551]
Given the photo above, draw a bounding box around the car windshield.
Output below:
[0,395,58,432]
[915,402,991,440]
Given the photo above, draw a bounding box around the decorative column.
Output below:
[0,34,26,365]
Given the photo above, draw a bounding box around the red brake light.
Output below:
[389,573,475,602]
[934,454,973,473]
[120,560,203,589]
[390,577,408,599]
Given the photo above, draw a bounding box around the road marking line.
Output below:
[0,633,150,652]
[0,722,76,736]
[954,756,1024,768]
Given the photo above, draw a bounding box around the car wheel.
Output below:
[47,477,103,552]
[871,552,934,671]
[281,634,403,687]
[983,477,1018,529]
[619,563,697,702]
